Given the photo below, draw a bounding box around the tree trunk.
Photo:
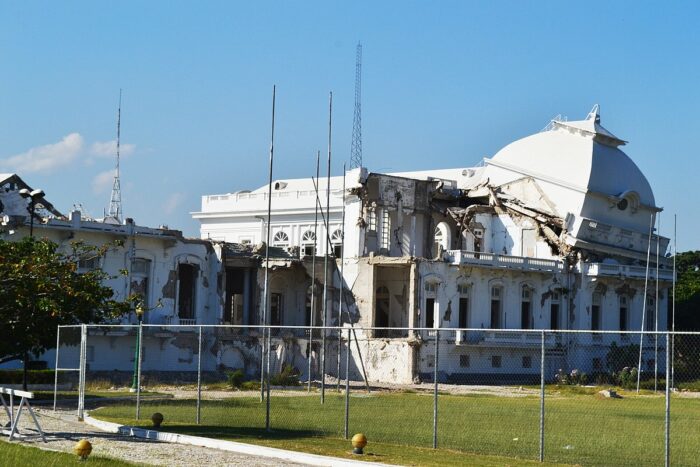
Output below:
[23,351,28,391]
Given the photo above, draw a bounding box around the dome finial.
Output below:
[586,104,600,123]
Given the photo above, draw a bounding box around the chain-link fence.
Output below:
[55,325,700,466]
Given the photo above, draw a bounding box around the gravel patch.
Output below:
[1,408,308,466]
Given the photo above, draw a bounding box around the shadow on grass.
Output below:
[146,424,321,441]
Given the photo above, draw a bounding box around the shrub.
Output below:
[554,368,588,386]
[226,369,245,389]
[241,380,261,391]
[612,367,638,389]
[270,364,300,387]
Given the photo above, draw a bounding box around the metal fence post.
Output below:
[665,332,670,467]
[77,324,87,421]
[344,327,350,439]
[136,324,143,421]
[539,330,545,462]
[433,329,439,449]
[53,326,61,412]
[265,324,271,432]
[197,325,203,425]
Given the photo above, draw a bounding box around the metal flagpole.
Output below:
[53,327,60,412]
[671,214,677,389]
[308,151,320,392]
[336,164,346,392]
[264,86,276,430]
[637,213,654,393]
[654,213,661,392]
[260,85,276,405]
[321,91,332,404]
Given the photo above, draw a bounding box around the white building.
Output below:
[194,107,673,383]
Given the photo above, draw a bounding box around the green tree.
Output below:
[673,250,700,330]
[0,237,131,389]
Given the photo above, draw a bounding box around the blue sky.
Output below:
[1,1,698,250]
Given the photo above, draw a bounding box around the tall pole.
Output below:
[308,151,320,392]
[336,164,346,391]
[196,325,202,425]
[637,213,654,393]
[260,85,276,404]
[654,213,661,392]
[321,91,332,404]
[665,331,671,467]
[671,214,677,389]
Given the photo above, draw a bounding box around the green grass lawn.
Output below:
[89,388,700,466]
[0,440,136,466]
[93,389,700,466]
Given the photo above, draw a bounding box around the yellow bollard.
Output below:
[74,439,92,460]
[151,412,164,428]
[351,433,367,455]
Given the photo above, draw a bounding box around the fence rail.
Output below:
[52,325,700,466]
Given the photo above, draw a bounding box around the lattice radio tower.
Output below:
[107,90,123,222]
[350,42,363,169]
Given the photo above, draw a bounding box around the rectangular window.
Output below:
[381,210,391,250]
[521,229,536,257]
[78,256,99,271]
[522,356,532,368]
[521,288,532,330]
[177,263,197,320]
[271,293,283,326]
[368,210,377,231]
[131,258,151,313]
[490,287,502,329]
[550,303,560,330]
[491,355,502,368]
[459,298,469,328]
[645,297,655,331]
[459,354,470,368]
[593,358,602,370]
[619,296,628,331]
[425,298,435,329]
[591,292,601,331]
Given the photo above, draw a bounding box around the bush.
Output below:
[270,364,300,387]
[554,368,588,386]
[226,369,245,389]
[612,367,638,389]
[241,380,261,391]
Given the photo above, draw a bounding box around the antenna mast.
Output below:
[350,42,362,169]
[107,89,123,222]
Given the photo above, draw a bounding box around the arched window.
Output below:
[272,231,289,247]
[301,230,316,256]
[424,281,440,329]
[331,228,343,257]
[433,222,451,256]
[301,230,316,243]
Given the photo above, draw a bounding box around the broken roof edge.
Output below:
[0,173,64,218]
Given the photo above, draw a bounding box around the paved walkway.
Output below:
[1,408,307,466]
